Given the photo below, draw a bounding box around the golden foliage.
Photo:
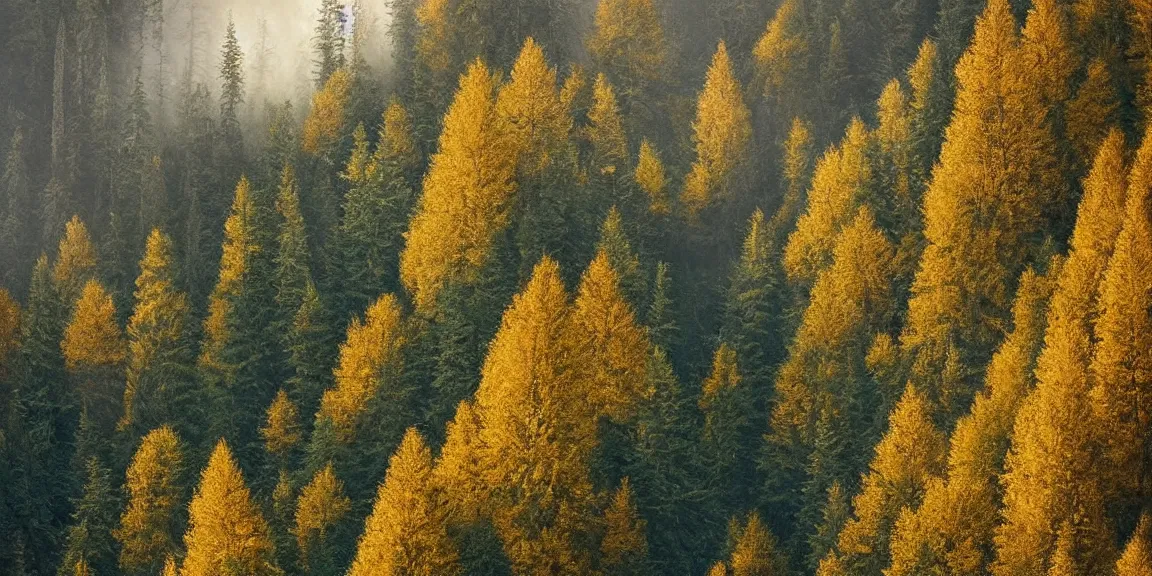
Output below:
[294,462,351,559]
[783,118,872,285]
[63,280,125,372]
[0,289,18,380]
[379,99,418,169]
[587,74,629,177]
[180,440,279,576]
[600,478,648,571]
[53,215,98,303]
[1117,513,1152,576]
[634,139,669,215]
[588,0,666,86]
[318,293,405,442]
[753,0,808,101]
[302,68,351,156]
[199,177,259,374]
[415,0,452,74]
[261,389,302,460]
[682,42,752,217]
[116,426,184,574]
[400,59,517,312]
[729,512,787,576]
[349,428,461,576]
[701,343,740,402]
[1065,58,1120,169]
[497,38,571,177]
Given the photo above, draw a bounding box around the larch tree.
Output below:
[115,426,185,576]
[783,118,872,288]
[473,257,599,575]
[294,462,352,575]
[819,384,945,576]
[900,0,1064,425]
[766,118,815,251]
[302,68,352,159]
[587,0,667,107]
[1065,58,1120,173]
[886,263,1059,576]
[753,0,811,138]
[906,40,948,188]
[120,230,199,443]
[62,280,125,434]
[52,215,98,306]
[600,477,649,575]
[180,440,280,576]
[400,59,517,313]
[261,389,302,472]
[586,75,633,221]
[595,207,647,313]
[634,140,669,217]
[307,292,409,502]
[349,428,462,576]
[728,512,788,576]
[992,129,1133,576]
[699,343,757,515]
[682,42,752,222]
[1117,513,1152,576]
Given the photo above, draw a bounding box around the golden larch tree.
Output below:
[52,215,98,305]
[62,279,125,430]
[302,68,351,157]
[294,462,351,572]
[115,426,184,576]
[349,428,462,576]
[634,139,669,215]
[600,477,648,575]
[587,0,667,92]
[261,389,302,467]
[682,42,752,219]
[1117,513,1152,576]
[729,512,788,576]
[400,59,517,312]
[180,440,280,576]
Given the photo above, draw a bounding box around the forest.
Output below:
[1,0,1151,573]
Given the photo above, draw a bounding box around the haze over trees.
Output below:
[1,0,1151,574]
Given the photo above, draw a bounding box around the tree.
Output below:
[1,128,33,292]
[586,75,632,220]
[120,230,199,443]
[992,128,1132,576]
[313,0,346,87]
[821,385,945,575]
[62,280,125,434]
[261,389,302,471]
[587,0,667,111]
[682,42,752,221]
[302,68,352,158]
[400,59,517,312]
[349,428,462,576]
[767,118,815,250]
[218,17,245,185]
[906,40,948,189]
[699,343,757,514]
[286,281,335,426]
[53,215,98,306]
[595,208,646,310]
[294,462,352,575]
[473,257,599,574]
[273,165,312,329]
[634,140,669,216]
[1117,513,1152,576]
[180,440,280,576]
[57,458,118,576]
[115,426,185,576]
[308,293,409,502]
[887,264,1059,576]
[753,0,811,138]
[600,478,648,575]
[900,0,1063,425]
[728,512,788,576]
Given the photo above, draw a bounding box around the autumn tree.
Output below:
[634,140,669,217]
[1117,514,1152,576]
[294,462,352,575]
[62,280,125,434]
[52,215,98,306]
[261,389,302,472]
[727,512,788,576]
[753,0,811,138]
[120,230,199,443]
[400,59,516,312]
[900,0,1064,424]
[180,440,279,576]
[116,426,185,576]
[349,428,462,576]
[600,478,649,575]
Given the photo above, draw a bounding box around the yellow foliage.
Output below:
[180,440,279,576]
[116,426,183,574]
[400,59,517,312]
[588,0,666,87]
[318,293,405,442]
[302,68,351,156]
[1117,513,1152,576]
[432,400,485,523]
[560,65,591,117]
[753,0,808,101]
[730,512,787,576]
[570,250,650,422]
[783,118,872,285]
[600,478,648,571]
[379,99,418,169]
[497,38,571,177]
[708,562,728,576]
[0,289,18,380]
[682,42,752,217]
[1065,58,1120,169]
[1020,0,1078,109]
[349,428,461,576]
[53,215,98,303]
[701,343,740,402]
[415,0,452,74]
[634,139,669,215]
[587,74,628,177]
[907,40,938,116]
[294,462,351,560]
[63,280,125,372]
[261,389,302,460]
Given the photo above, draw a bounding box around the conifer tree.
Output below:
[58,458,118,576]
[1065,58,1120,173]
[273,165,311,327]
[400,59,517,312]
[728,512,788,576]
[62,280,124,433]
[699,344,757,514]
[887,264,1059,576]
[600,477,649,575]
[115,426,184,576]
[286,281,335,425]
[992,128,1132,576]
[180,440,280,576]
[218,17,245,185]
[294,462,352,575]
[53,215,98,306]
[906,40,948,187]
[820,385,945,575]
[634,140,669,217]
[586,75,633,220]
[261,389,302,471]
[313,0,346,87]
[1,128,33,292]
[473,257,599,574]
[349,428,462,576]
[120,230,198,443]
[767,118,815,248]
[587,0,667,110]
[596,208,646,309]
[302,68,351,159]
[644,262,677,354]
[1117,513,1152,576]
[783,119,871,287]
[682,42,752,221]
[308,293,408,502]
[753,0,811,137]
[901,0,1064,424]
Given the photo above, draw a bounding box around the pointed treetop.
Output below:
[261,389,302,460]
[116,426,184,575]
[62,280,125,372]
[293,462,351,555]
[600,477,649,571]
[635,139,669,215]
[730,512,788,576]
[53,215,98,301]
[701,343,741,402]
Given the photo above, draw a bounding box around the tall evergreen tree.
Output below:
[57,458,118,576]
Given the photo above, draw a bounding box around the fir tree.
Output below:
[116,426,185,576]
[313,0,347,87]
[1,128,33,292]
[699,344,757,515]
[600,477,649,575]
[218,17,245,186]
[57,458,118,576]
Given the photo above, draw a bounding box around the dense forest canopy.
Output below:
[2,0,1152,574]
